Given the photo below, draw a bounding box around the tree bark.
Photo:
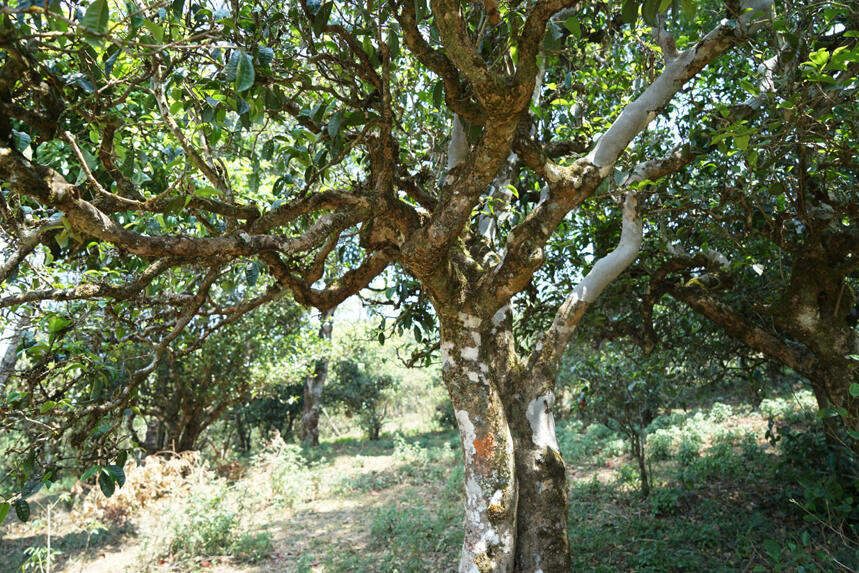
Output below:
[439,310,519,573]
[631,432,650,498]
[301,308,334,446]
[0,310,28,391]
[505,370,572,572]
[436,304,574,572]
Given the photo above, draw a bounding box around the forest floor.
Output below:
[2,389,857,572]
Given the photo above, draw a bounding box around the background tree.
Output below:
[635,0,859,453]
[130,298,311,453]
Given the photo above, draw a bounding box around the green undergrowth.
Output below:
[4,391,854,572]
[559,389,858,572]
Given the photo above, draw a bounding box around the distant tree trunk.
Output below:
[236,413,251,452]
[0,310,28,391]
[300,308,334,446]
[631,431,650,498]
[368,419,382,441]
[143,419,161,452]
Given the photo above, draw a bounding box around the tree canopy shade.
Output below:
[1,0,786,569]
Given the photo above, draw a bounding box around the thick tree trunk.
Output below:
[440,307,572,572]
[301,309,334,446]
[808,363,859,455]
[507,389,571,572]
[175,418,203,452]
[440,311,519,573]
[142,419,161,452]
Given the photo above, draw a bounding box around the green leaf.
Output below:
[82,0,109,35]
[48,316,73,334]
[850,383,859,398]
[14,499,30,522]
[327,110,344,138]
[564,17,582,39]
[11,129,30,152]
[311,2,332,36]
[642,0,660,26]
[387,29,400,60]
[98,470,116,497]
[235,51,255,92]
[80,465,99,481]
[735,134,749,150]
[126,1,142,33]
[763,539,780,559]
[142,19,163,42]
[622,0,639,25]
[104,465,126,488]
[0,502,9,523]
[257,46,274,67]
[21,480,42,499]
[680,0,696,19]
[431,80,444,108]
[808,48,829,68]
[223,51,239,82]
[39,400,58,413]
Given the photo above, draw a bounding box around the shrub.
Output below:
[709,402,733,422]
[325,358,397,440]
[434,397,457,430]
[163,483,271,563]
[677,435,701,466]
[647,429,676,461]
[255,437,318,508]
[649,487,682,517]
[775,425,859,537]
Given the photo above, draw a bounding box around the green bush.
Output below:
[647,429,676,460]
[677,435,701,466]
[774,425,859,538]
[709,402,733,422]
[261,439,319,508]
[163,484,272,563]
[325,359,397,440]
[649,487,682,517]
[434,397,457,430]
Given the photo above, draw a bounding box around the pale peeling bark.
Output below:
[436,190,643,572]
[537,192,643,366]
[509,193,641,571]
